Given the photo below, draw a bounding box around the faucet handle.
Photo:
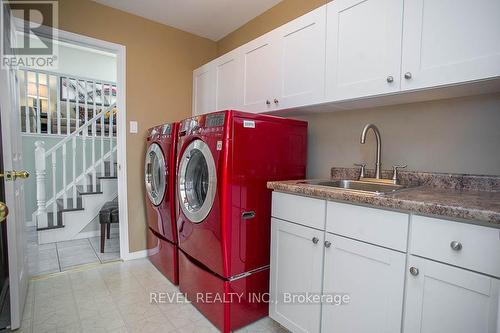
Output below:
[354,163,366,179]
[392,164,407,184]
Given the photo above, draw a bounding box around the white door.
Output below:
[192,63,215,115]
[322,234,406,333]
[0,54,29,330]
[275,6,326,109]
[325,0,403,101]
[401,0,500,91]
[240,33,279,113]
[214,50,243,111]
[404,255,500,333]
[269,218,323,333]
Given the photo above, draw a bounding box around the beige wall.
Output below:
[295,93,500,178]
[55,0,217,251]
[217,0,327,55]
[216,0,500,178]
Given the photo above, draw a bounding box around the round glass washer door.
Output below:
[145,143,166,206]
[178,139,217,223]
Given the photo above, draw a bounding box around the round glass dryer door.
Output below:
[145,143,166,206]
[178,139,217,223]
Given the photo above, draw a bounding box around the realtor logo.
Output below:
[1,0,58,69]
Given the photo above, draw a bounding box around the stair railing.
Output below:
[35,103,117,229]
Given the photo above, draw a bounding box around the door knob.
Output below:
[312,237,319,244]
[274,98,279,104]
[404,72,412,79]
[324,241,332,248]
[266,100,271,106]
[0,170,30,181]
[0,202,8,223]
[409,267,419,276]
[386,76,394,83]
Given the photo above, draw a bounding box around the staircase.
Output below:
[34,104,118,244]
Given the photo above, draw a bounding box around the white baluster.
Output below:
[72,136,77,209]
[75,79,80,133]
[51,152,57,222]
[100,83,105,176]
[82,130,87,186]
[24,70,30,133]
[66,77,70,135]
[92,81,97,191]
[84,81,88,135]
[35,72,41,134]
[47,73,51,134]
[109,103,114,176]
[34,141,48,228]
[56,74,61,135]
[62,142,67,209]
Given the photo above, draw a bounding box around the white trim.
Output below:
[37,26,130,261]
[122,249,148,261]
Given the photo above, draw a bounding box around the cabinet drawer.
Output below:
[272,192,326,230]
[326,201,409,252]
[411,216,500,278]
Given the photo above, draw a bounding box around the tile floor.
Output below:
[27,226,120,276]
[18,259,288,333]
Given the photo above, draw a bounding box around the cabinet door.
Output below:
[275,6,326,109]
[213,50,243,111]
[322,234,406,333]
[192,63,214,115]
[404,256,500,333]
[325,0,403,101]
[269,218,323,333]
[401,0,500,91]
[240,33,279,113]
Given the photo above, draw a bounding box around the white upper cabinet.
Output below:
[401,0,500,91]
[193,1,500,115]
[322,234,406,333]
[325,0,404,101]
[274,6,327,109]
[192,63,215,115]
[240,33,279,113]
[213,50,243,111]
[404,256,500,333]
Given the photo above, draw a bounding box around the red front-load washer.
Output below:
[176,110,307,332]
[144,122,179,285]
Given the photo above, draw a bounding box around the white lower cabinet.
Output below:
[270,193,500,333]
[403,255,500,333]
[321,234,406,333]
[269,218,324,333]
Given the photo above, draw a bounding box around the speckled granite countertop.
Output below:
[267,168,500,227]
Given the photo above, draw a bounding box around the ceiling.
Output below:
[93,0,283,41]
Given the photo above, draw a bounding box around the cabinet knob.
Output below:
[274,98,279,104]
[404,72,412,79]
[386,75,394,83]
[324,241,332,248]
[450,241,462,251]
[409,267,419,276]
[312,237,319,244]
[266,100,271,105]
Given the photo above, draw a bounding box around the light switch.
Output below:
[129,121,138,134]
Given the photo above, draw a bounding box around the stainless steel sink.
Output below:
[299,179,409,195]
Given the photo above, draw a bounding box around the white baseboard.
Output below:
[76,227,119,240]
[122,249,148,261]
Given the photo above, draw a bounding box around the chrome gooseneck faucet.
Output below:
[360,124,382,179]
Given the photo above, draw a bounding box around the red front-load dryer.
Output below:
[145,122,179,285]
[176,110,307,332]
